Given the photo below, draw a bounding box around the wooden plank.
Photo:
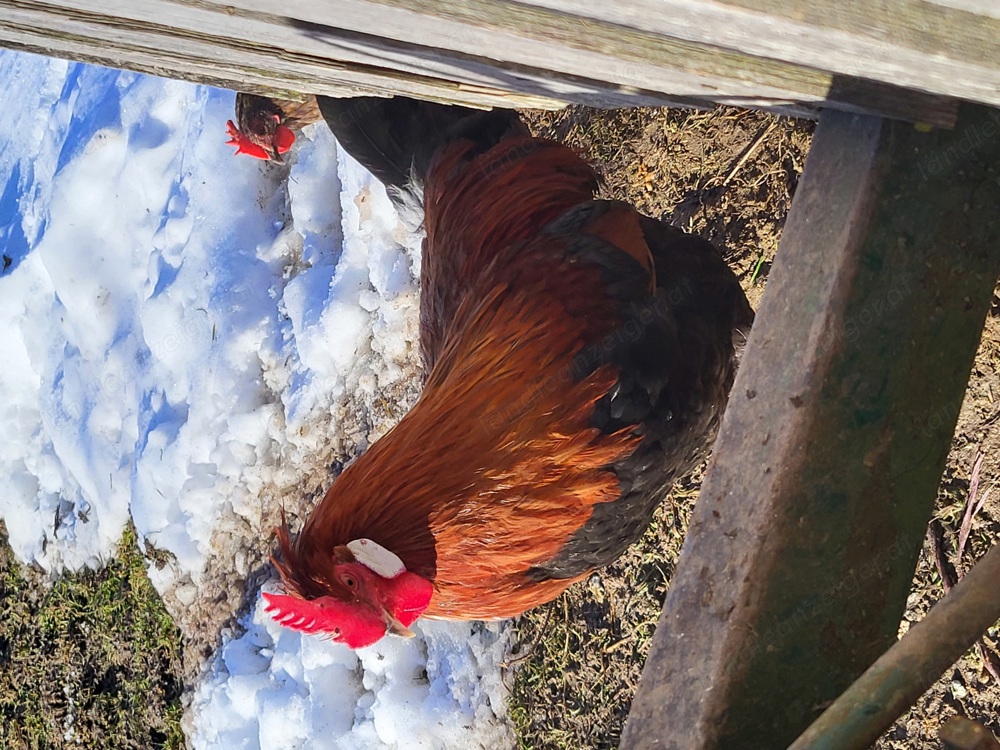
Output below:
[722,0,998,68]
[620,103,1000,749]
[10,0,818,109]
[254,0,834,100]
[525,0,1000,108]
[0,0,960,125]
[0,0,644,109]
[0,0,562,107]
[232,0,957,124]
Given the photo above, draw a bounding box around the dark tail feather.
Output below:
[639,217,754,341]
[316,95,527,193]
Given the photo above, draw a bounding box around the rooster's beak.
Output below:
[382,608,415,639]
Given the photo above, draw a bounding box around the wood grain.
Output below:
[0,0,976,124]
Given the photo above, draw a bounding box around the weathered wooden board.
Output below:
[275,0,958,123]
[0,0,584,109]
[0,0,811,112]
[0,0,966,124]
[620,103,1000,749]
[526,0,1000,107]
[255,0,833,101]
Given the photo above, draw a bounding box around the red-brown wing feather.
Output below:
[420,137,600,370]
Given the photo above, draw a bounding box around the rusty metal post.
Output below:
[620,104,1000,749]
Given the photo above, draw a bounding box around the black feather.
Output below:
[529,217,753,580]
[316,96,526,193]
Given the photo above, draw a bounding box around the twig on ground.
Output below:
[929,516,1000,683]
[958,451,992,564]
[928,519,958,593]
[502,606,554,669]
[721,120,778,187]
[975,640,1000,683]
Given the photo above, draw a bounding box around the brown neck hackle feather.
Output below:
[419,137,601,369]
[274,137,652,620]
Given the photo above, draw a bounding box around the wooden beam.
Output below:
[224,0,959,124]
[273,0,834,101]
[620,103,1000,749]
[526,0,1000,108]
[0,0,961,125]
[0,0,578,109]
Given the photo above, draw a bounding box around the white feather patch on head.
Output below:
[347,539,406,579]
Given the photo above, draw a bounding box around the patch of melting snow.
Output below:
[0,49,511,750]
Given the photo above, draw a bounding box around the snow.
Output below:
[0,49,511,749]
[193,592,510,750]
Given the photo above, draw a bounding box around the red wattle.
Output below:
[388,571,434,627]
[274,125,296,154]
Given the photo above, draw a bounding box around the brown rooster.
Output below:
[261,96,753,649]
[227,92,322,162]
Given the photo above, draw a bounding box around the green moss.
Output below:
[0,524,185,750]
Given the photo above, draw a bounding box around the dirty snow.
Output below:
[0,49,511,750]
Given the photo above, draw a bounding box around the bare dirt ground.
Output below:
[1,103,997,750]
[513,104,1000,750]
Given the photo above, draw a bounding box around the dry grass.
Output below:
[508,477,699,749]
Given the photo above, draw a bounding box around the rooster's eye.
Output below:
[343,576,356,588]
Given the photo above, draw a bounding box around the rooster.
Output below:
[226,92,322,162]
[256,96,754,648]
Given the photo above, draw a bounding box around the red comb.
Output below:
[225,119,271,161]
[262,592,387,649]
